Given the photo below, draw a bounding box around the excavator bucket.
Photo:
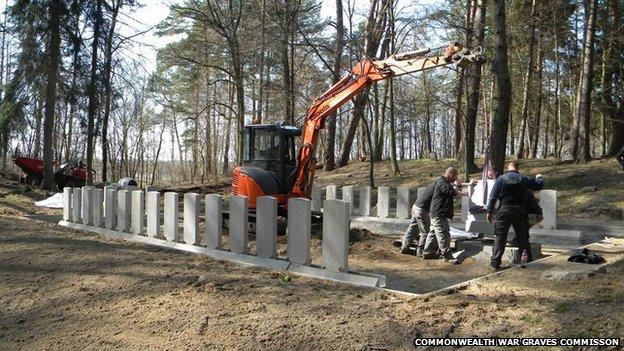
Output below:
[454,46,485,69]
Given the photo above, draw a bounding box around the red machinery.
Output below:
[13,156,86,190]
[232,42,483,211]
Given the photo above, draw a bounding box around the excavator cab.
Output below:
[233,124,301,209]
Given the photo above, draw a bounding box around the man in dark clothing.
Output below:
[423,167,463,263]
[400,181,435,256]
[485,161,544,270]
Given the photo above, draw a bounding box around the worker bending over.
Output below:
[485,161,544,270]
[400,180,436,256]
[422,167,464,263]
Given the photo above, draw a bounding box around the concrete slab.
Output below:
[287,264,385,288]
[322,199,349,272]
[146,191,160,238]
[183,193,200,245]
[164,192,179,242]
[287,198,311,265]
[229,196,248,254]
[256,196,277,259]
[205,194,223,249]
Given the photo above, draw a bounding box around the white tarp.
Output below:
[35,193,64,208]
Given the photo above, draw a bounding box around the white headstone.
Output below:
[63,187,72,221]
[229,196,248,254]
[117,190,131,232]
[81,187,92,225]
[396,187,410,219]
[72,187,82,223]
[205,194,223,249]
[92,189,103,228]
[146,191,161,238]
[256,196,277,258]
[311,184,322,211]
[164,192,179,242]
[131,190,144,235]
[538,190,557,230]
[287,198,311,265]
[359,186,371,216]
[326,185,337,200]
[342,185,354,214]
[104,187,117,230]
[323,199,350,273]
[183,193,200,245]
[377,186,390,219]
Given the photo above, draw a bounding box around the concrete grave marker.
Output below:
[92,189,103,228]
[396,187,410,219]
[256,196,278,258]
[229,196,249,254]
[342,186,354,214]
[104,187,117,229]
[63,187,72,221]
[72,187,82,223]
[287,198,311,265]
[377,186,390,219]
[538,190,557,230]
[81,187,93,225]
[164,192,179,242]
[146,191,161,238]
[323,199,350,272]
[183,193,200,245]
[359,186,371,216]
[326,185,337,200]
[131,190,144,235]
[311,184,322,211]
[117,190,131,232]
[205,194,223,249]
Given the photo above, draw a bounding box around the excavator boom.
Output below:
[289,42,483,199]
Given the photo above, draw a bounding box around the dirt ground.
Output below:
[1,215,624,350]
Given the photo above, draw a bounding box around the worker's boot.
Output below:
[443,252,458,265]
[422,251,439,260]
[416,247,424,258]
[400,246,411,255]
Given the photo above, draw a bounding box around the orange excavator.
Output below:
[232,42,483,213]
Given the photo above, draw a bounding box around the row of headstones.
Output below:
[62,186,351,273]
[311,184,415,220]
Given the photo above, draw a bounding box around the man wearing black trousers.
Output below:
[485,161,544,270]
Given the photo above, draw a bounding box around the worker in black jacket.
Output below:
[422,167,463,263]
[485,161,544,270]
[400,180,435,256]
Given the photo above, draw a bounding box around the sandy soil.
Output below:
[2,214,624,350]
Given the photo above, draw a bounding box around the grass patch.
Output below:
[553,303,572,314]
[520,314,543,326]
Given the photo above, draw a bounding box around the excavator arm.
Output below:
[290,42,483,198]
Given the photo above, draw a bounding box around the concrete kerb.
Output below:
[56,220,385,289]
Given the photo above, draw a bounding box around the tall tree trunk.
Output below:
[42,0,62,190]
[553,27,561,159]
[603,0,624,155]
[464,0,486,174]
[85,0,102,185]
[324,0,344,171]
[531,37,543,158]
[489,0,512,174]
[573,0,598,162]
[516,0,537,159]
